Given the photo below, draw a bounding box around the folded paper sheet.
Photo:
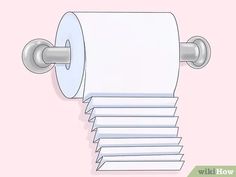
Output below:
[55,12,183,171]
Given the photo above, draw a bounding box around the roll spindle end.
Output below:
[22,39,54,74]
[180,36,211,69]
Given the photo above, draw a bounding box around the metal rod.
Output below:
[42,43,200,64]
[43,47,71,64]
[180,43,199,62]
[22,36,211,74]
[41,43,200,64]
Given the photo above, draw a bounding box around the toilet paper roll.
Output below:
[54,11,183,171]
[55,12,180,100]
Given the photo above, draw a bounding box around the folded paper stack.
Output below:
[85,97,184,171]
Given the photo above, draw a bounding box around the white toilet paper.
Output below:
[55,12,179,100]
[55,12,183,171]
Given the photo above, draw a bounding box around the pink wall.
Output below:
[0,0,236,176]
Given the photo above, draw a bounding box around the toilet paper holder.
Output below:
[21,13,212,171]
[22,36,211,74]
